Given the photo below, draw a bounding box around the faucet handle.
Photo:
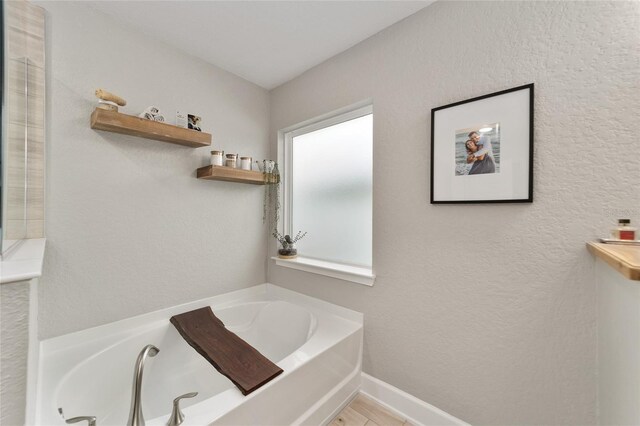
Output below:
[66,416,97,426]
[167,392,198,426]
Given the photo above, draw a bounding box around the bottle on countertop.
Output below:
[611,219,636,240]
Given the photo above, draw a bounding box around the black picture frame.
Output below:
[430,83,534,204]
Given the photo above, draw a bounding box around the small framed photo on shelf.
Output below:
[430,83,534,204]
[188,114,202,131]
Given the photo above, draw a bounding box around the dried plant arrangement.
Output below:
[261,161,307,258]
[272,230,307,259]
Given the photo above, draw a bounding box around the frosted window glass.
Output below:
[292,114,372,267]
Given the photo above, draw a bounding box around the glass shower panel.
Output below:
[291,114,373,267]
[2,57,29,247]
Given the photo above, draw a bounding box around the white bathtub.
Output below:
[34,284,363,425]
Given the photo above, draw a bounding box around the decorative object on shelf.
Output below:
[240,156,252,171]
[431,83,534,204]
[176,111,188,128]
[273,231,307,259]
[90,108,211,147]
[188,114,202,131]
[256,160,275,173]
[611,219,636,241]
[95,88,127,112]
[139,106,165,122]
[210,150,224,166]
[225,153,238,168]
[262,160,280,229]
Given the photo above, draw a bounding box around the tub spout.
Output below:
[127,344,159,426]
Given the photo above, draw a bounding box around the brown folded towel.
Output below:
[170,306,283,395]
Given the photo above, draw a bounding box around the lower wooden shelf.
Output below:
[197,165,278,185]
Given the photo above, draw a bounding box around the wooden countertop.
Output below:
[587,242,640,281]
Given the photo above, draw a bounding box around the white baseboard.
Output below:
[360,373,469,426]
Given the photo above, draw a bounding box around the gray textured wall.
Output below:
[36,2,271,339]
[0,281,31,426]
[269,2,640,424]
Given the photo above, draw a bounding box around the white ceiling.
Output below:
[87,1,433,90]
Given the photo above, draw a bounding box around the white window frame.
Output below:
[275,101,375,286]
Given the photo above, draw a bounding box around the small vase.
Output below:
[278,246,297,259]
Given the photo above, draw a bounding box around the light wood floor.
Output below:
[329,393,413,426]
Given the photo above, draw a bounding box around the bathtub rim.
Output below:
[38,283,361,353]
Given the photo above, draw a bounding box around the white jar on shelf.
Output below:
[210,150,224,166]
[225,154,238,168]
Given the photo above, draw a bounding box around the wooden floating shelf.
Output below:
[90,108,211,148]
[587,242,640,281]
[197,165,279,185]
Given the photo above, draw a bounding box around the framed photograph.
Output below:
[430,84,533,204]
[188,114,202,132]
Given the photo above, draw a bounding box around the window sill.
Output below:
[271,256,375,287]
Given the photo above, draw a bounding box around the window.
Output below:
[277,103,374,286]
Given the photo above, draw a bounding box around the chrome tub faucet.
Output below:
[127,344,159,426]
